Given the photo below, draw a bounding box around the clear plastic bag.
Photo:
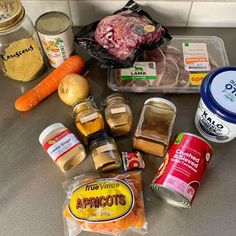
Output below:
[62,171,147,236]
[75,0,171,68]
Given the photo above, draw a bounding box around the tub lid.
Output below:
[39,123,65,144]
[201,66,236,124]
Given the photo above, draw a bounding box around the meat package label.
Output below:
[121,62,157,80]
[189,72,208,86]
[183,43,211,72]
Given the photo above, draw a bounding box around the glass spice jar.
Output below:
[0,0,45,82]
[89,132,122,172]
[39,123,86,173]
[73,98,105,144]
[133,98,176,157]
[104,93,132,137]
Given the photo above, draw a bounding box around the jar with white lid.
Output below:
[39,123,86,173]
[0,0,45,82]
[195,66,236,143]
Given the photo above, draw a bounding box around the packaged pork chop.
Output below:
[62,171,147,236]
[75,0,171,68]
[108,36,229,93]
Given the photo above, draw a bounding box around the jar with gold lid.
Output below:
[73,97,105,144]
[89,131,121,172]
[0,0,45,82]
[104,93,132,137]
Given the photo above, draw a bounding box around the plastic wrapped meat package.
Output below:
[108,36,229,93]
[75,0,171,68]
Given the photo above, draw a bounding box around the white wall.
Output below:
[22,0,236,27]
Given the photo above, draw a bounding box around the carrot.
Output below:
[15,55,85,111]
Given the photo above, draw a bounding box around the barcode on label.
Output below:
[189,66,208,69]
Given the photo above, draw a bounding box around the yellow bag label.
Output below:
[68,178,134,222]
[189,73,208,86]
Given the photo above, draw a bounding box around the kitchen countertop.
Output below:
[0,27,236,236]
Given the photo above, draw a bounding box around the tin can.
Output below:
[150,133,213,208]
[35,11,74,68]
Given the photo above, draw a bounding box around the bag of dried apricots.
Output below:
[62,171,148,236]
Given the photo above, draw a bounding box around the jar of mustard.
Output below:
[0,0,45,82]
[73,98,105,144]
[89,132,122,172]
[39,123,86,173]
[133,98,176,157]
[104,93,132,137]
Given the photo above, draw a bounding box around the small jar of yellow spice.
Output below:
[73,97,105,144]
[89,131,121,172]
[104,94,132,137]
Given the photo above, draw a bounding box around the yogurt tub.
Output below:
[195,67,236,143]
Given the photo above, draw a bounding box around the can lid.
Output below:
[200,66,236,124]
[144,97,176,112]
[35,11,71,35]
[39,123,65,145]
[150,184,191,208]
[0,0,25,32]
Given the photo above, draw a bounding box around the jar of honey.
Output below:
[133,98,176,157]
[89,132,122,172]
[73,98,105,143]
[39,123,86,173]
[104,94,132,137]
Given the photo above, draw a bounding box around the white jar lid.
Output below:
[144,97,177,112]
[39,123,65,145]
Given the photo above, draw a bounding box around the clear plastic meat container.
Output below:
[107,36,229,93]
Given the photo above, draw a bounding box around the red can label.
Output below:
[152,133,213,203]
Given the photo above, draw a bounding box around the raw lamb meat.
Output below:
[95,12,165,60]
[142,49,166,86]
[75,0,171,67]
[163,46,190,87]
[111,43,220,93]
[157,56,179,87]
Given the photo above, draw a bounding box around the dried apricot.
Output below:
[63,207,72,218]
[115,210,137,230]
[63,171,147,235]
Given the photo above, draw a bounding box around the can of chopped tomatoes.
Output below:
[150,133,213,208]
[35,11,74,68]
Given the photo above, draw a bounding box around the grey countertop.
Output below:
[0,28,236,236]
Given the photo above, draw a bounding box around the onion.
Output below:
[58,74,89,106]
